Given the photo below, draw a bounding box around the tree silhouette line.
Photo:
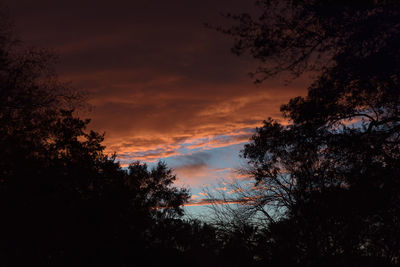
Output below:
[210,1,400,266]
[1,1,400,266]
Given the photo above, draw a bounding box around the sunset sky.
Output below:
[8,0,309,210]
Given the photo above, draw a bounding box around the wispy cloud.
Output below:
[183,195,263,207]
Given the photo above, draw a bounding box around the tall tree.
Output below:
[220,1,400,265]
[0,14,191,266]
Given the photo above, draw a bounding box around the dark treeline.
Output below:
[1,1,400,266]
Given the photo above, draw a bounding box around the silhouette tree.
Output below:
[0,15,195,266]
[218,1,400,265]
[222,0,399,83]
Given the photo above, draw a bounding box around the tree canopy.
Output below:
[219,0,400,265]
[223,0,400,83]
[0,15,197,266]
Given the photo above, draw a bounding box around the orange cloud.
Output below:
[12,0,310,189]
[183,199,242,207]
[183,195,264,207]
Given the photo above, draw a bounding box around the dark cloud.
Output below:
[6,0,310,187]
[172,152,212,170]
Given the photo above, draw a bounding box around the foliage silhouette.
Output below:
[215,0,400,266]
[2,1,400,266]
[0,10,275,267]
[0,14,228,267]
[221,0,400,83]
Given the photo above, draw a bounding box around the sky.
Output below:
[7,0,309,213]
